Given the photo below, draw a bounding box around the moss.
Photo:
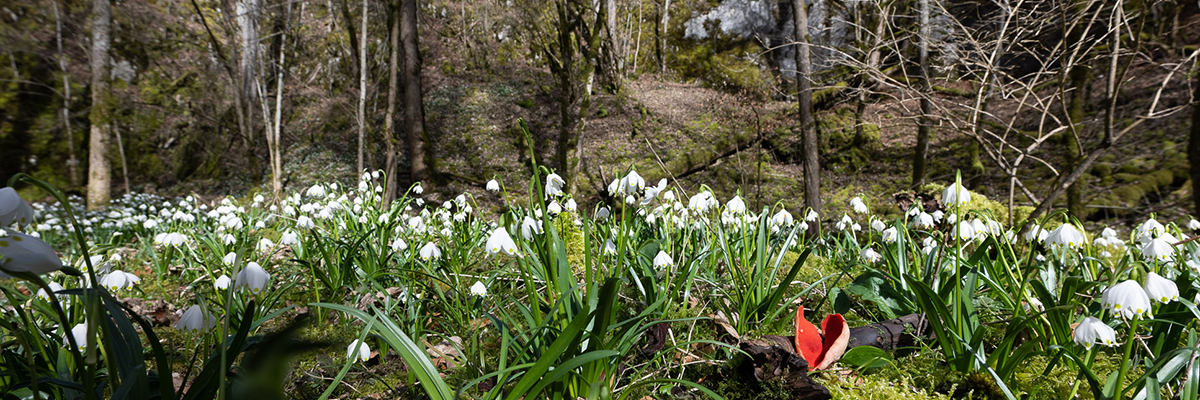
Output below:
[816,107,881,169]
[516,98,535,108]
[820,373,950,400]
[920,182,1033,225]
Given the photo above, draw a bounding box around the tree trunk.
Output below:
[238,0,261,182]
[113,122,130,194]
[87,0,113,209]
[554,1,576,187]
[1065,64,1089,220]
[384,0,400,204]
[358,0,369,174]
[53,0,79,187]
[268,0,292,199]
[911,0,932,187]
[1191,57,1200,216]
[401,0,428,183]
[794,0,820,217]
[658,0,670,73]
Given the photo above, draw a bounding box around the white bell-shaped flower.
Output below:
[470,280,488,297]
[279,231,299,245]
[914,213,934,229]
[850,197,868,214]
[236,262,270,293]
[486,179,500,192]
[214,275,231,290]
[391,238,408,253]
[100,271,140,291]
[66,323,89,349]
[942,181,971,208]
[1073,316,1117,349]
[1143,272,1178,304]
[36,281,66,302]
[860,247,882,263]
[0,232,63,278]
[726,196,746,214]
[1046,223,1085,250]
[347,340,371,363]
[419,242,442,261]
[520,216,542,240]
[1102,280,1152,319]
[881,227,898,243]
[1140,237,1176,262]
[653,251,674,268]
[0,187,35,228]
[485,227,520,257]
[545,173,566,197]
[176,305,216,334]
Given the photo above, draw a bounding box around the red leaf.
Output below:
[814,313,849,370]
[793,306,822,366]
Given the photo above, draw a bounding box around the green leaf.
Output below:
[840,346,890,369]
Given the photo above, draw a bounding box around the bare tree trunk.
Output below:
[113,121,129,194]
[87,0,113,209]
[658,0,670,73]
[268,0,293,199]
[384,0,400,204]
[358,0,369,174]
[794,0,820,216]
[1191,56,1200,216]
[238,0,261,182]
[911,0,932,187]
[53,1,79,187]
[401,0,428,183]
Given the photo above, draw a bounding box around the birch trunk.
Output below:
[88,0,113,209]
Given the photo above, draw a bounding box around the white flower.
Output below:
[470,280,488,297]
[1101,227,1117,238]
[66,323,89,349]
[223,252,238,265]
[771,209,793,227]
[547,201,562,215]
[870,219,886,232]
[954,221,977,241]
[0,232,64,277]
[603,239,617,255]
[419,242,441,261]
[257,238,275,251]
[565,198,577,212]
[486,180,501,192]
[616,170,645,196]
[520,216,542,240]
[236,262,270,293]
[306,184,327,198]
[596,207,610,220]
[1073,317,1117,349]
[689,192,714,213]
[1102,280,1152,319]
[850,197,868,214]
[221,233,237,245]
[881,227,898,243]
[279,231,299,245]
[942,181,971,207]
[391,238,408,253]
[653,251,674,268]
[100,271,140,291]
[155,232,186,247]
[1137,218,1165,237]
[253,194,265,204]
[296,215,314,229]
[914,213,934,229]
[726,196,746,214]
[1046,223,1085,250]
[860,248,882,263]
[36,282,66,302]
[0,187,35,227]
[1189,219,1200,230]
[931,210,944,223]
[1141,237,1176,262]
[545,173,566,197]
[142,219,159,229]
[176,305,216,334]
[347,340,371,363]
[215,275,230,290]
[486,227,520,257]
[1143,272,1178,304]
[805,209,819,222]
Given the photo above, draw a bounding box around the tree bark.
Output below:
[1192,56,1200,216]
[658,0,670,73]
[113,122,130,194]
[238,0,261,182]
[401,0,428,183]
[794,0,820,217]
[53,0,79,187]
[88,0,113,209]
[911,0,932,187]
[358,0,369,174]
[384,0,400,204]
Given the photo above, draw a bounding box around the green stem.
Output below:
[1113,316,1141,398]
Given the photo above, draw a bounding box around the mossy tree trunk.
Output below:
[1189,47,1200,216]
[88,0,113,210]
[794,0,820,217]
[1065,63,1090,220]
